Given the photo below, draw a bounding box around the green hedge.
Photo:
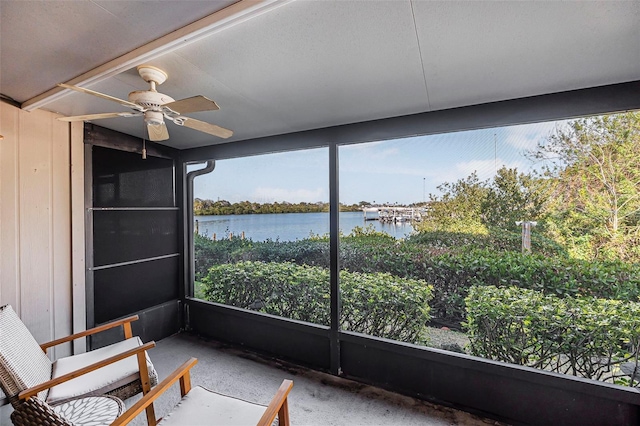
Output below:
[465,286,640,386]
[201,261,432,343]
[452,249,640,300]
[406,229,567,257]
[341,245,640,325]
[424,249,640,323]
[194,234,330,279]
[195,233,640,326]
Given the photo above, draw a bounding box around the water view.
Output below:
[193,111,640,390]
[195,211,413,241]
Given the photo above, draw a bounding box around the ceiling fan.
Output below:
[57,65,232,141]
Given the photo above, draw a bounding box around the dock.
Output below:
[363,206,425,223]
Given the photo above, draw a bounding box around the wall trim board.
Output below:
[70,121,86,354]
[0,103,78,359]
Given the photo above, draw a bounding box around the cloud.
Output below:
[342,141,399,159]
[503,121,566,152]
[434,158,529,185]
[340,161,442,180]
[454,159,498,178]
[345,140,386,150]
[251,186,328,203]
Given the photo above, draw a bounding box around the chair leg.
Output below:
[136,351,156,426]
[278,399,290,426]
[179,371,192,397]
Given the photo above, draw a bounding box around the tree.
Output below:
[418,168,547,235]
[418,172,489,234]
[530,112,640,260]
[482,167,546,231]
[193,199,336,215]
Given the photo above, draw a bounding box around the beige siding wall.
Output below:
[0,102,84,360]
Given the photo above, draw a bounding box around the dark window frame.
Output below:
[182,81,640,425]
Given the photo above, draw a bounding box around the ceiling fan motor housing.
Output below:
[129,90,175,111]
[144,110,165,126]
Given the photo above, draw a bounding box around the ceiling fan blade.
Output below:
[57,111,141,122]
[58,83,142,111]
[180,117,233,139]
[147,122,170,141]
[163,95,219,114]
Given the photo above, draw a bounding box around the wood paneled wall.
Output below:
[0,102,84,360]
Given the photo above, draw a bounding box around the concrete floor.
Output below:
[0,333,503,425]
[124,333,502,426]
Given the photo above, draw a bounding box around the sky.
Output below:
[193,120,565,205]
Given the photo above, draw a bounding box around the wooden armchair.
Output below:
[113,357,294,426]
[0,304,158,423]
[10,342,156,426]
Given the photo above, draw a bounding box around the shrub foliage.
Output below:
[201,261,432,343]
[465,286,640,386]
[196,233,640,327]
[405,229,566,257]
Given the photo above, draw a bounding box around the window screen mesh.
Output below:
[91,145,179,324]
[93,146,174,208]
[93,210,179,267]
[93,257,179,323]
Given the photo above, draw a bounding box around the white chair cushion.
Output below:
[158,386,272,426]
[48,337,147,405]
[0,305,52,401]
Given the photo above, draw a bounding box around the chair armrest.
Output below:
[257,379,294,426]
[111,357,198,426]
[19,341,155,400]
[40,315,139,352]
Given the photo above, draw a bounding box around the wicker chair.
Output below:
[0,304,159,423]
[113,358,294,426]
[10,394,125,426]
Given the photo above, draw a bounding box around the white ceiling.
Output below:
[2,0,639,149]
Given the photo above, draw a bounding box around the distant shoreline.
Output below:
[194,209,364,216]
[193,199,369,216]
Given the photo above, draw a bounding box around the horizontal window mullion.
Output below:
[90,207,178,211]
[90,253,179,271]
